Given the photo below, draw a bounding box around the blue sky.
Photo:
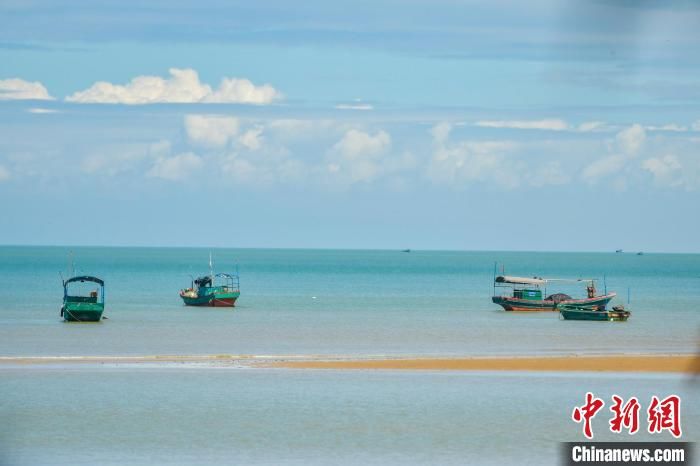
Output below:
[1,1,699,251]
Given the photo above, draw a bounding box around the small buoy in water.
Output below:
[311,296,317,299]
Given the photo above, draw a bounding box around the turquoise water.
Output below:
[0,368,697,465]
[0,246,698,356]
[1,247,699,465]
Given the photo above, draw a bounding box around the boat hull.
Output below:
[62,302,104,322]
[492,293,616,312]
[180,291,240,307]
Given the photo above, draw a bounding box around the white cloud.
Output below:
[27,107,59,114]
[578,121,607,132]
[335,103,374,110]
[66,68,281,105]
[147,152,203,181]
[641,154,699,190]
[475,119,568,131]
[581,124,648,185]
[0,165,10,181]
[642,155,681,185]
[616,124,646,156]
[645,124,687,132]
[221,150,303,187]
[331,129,391,159]
[529,161,570,187]
[81,141,170,176]
[429,122,519,188]
[581,124,647,185]
[0,78,53,100]
[222,156,256,182]
[206,77,280,104]
[185,114,239,148]
[582,154,626,181]
[326,129,392,183]
[238,126,264,151]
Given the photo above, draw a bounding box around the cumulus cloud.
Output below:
[580,124,646,185]
[429,122,520,188]
[475,119,568,131]
[0,78,53,100]
[66,68,281,105]
[0,165,10,181]
[238,126,264,151]
[185,114,239,148]
[326,129,392,184]
[221,148,302,187]
[641,154,699,190]
[81,141,170,176]
[147,152,203,181]
[331,129,391,159]
[581,124,651,186]
[582,154,626,181]
[642,155,681,185]
[616,124,646,156]
[530,161,571,187]
[222,156,256,182]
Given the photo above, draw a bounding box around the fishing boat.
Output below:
[180,273,240,307]
[61,276,105,322]
[491,273,616,312]
[559,304,630,322]
[180,255,240,307]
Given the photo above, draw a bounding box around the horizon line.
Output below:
[0,243,695,255]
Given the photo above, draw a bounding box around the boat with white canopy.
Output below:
[491,270,616,312]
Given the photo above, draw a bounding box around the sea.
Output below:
[1,246,698,465]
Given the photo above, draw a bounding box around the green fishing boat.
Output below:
[559,304,630,322]
[492,273,616,312]
[180,255,240,307]
[61,276,105,322]
[180,273,240,307]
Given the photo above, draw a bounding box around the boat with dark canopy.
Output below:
[180,273,240,307]
[61,275,105,322]
[180,255,240,307]
[491,272,616,312]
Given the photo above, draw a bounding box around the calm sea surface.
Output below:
[0,246,698,356]
[0,369,697,465]
[1,247,698,465]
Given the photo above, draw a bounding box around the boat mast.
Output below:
[209,251,214,279]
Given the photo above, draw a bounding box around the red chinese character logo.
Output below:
[609,395,640,434]
[572,392,605,439]
[648,395,682,438]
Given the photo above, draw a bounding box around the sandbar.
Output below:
[0,354,697,373]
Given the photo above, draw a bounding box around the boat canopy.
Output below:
[194,276,213,287]
[495,275,546,286]
[64,275,104,286]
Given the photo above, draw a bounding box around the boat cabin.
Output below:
[63,275,104,304]
[512,289,542,301]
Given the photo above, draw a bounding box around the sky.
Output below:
[1,1,699,252]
